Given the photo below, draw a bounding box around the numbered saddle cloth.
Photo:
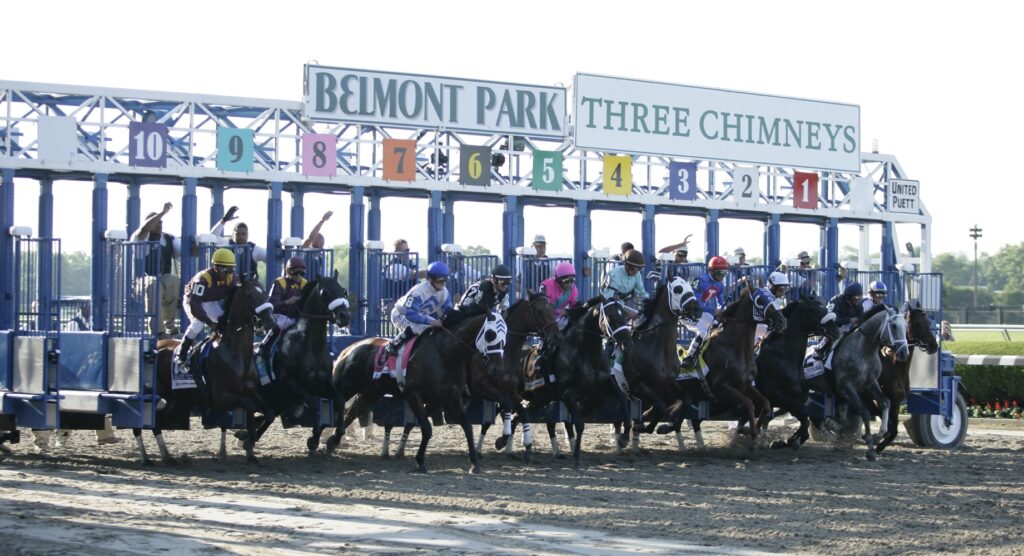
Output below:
[803,345,834,380]
[522,347,552,392]
[171,340,213,390]
[372,336,417,390]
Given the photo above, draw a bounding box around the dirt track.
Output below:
[2,419,1022,555]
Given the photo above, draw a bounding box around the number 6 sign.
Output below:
[669,161,697,201]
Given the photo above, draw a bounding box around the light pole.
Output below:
[969,225,983,307]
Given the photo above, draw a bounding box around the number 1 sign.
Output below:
[303,134,338,177]
[382,138,415,181]
[792,171,819,209]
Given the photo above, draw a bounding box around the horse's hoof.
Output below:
[469,464,482,474]
[234,430,248,441]
[413,465,428,473]
[656,425,675,435]
[866,451,877,461]
[616,433,629,449]
[523,445,533,464]
[769,440,789,450]
[162,456,179,466]
[494,435,509,451]
[142,458,155,467]
[306,437,319,454]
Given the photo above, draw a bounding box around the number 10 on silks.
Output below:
[669,161,697,201]
[216,128,254,172]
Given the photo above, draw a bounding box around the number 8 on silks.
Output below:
[216,128,254,172]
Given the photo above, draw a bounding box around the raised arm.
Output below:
[131,202,172,241]
[302,210,333,248]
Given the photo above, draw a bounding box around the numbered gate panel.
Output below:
[280,397,335,428]
[6,336,61,429]
[680,398,752,422]
[0,330,10,393]
[371,396,496,427]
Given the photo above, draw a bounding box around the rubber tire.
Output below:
[904,413,925,447]
[911,392,968,450]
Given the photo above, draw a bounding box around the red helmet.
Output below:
[708,256,729,271]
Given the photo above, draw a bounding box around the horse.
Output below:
[616,277,702,451]
[670,285,787,449]
[806,306,909,460]
[133,279,276,465]
[874,301,939,453]
[242,273,351,455]
[386,292,561,462]
[538,296,633,466]
[747,294,840,449]
[326,311,505,473]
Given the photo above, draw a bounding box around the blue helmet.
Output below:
[844,282,864,297]
[869,280,888,294]
[426,261,450,279]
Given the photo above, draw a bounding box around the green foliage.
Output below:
[463,245,492,257]
[943,284,994,309]
[333,244,351,292]
[946,340,1024,356]
[956,365,1024,404]
[988,242,1024,299]
[60,251,92,296]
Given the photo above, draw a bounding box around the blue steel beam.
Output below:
[427,191,443,262]
[705,209,720,264]
[210,184,224,229]
[765,213,781,269]
[0,169,14,329]
[180,177,198,329]
[367,190,381,242]
[290,187,305,239]
[92,174,108,331]
[127,179,141,235]
[266,182,283,286]
[38,177,54,331]
[641,204,655,276]
[349,186,366,335]
[574,200,591,299]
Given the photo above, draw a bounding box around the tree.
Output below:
[463,245,492,257]
[60,251,92,296]
[988,242,1024,305]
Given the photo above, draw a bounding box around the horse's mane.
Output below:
[638,284,665,322]
[861,302,889,323]
[720,284,752,320]
[506,290,545,316]
[297,278,319,305]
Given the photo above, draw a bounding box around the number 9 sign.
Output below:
[302,134,337,177]
[216,128,254,172]
[668,161,697,201]
[732,166,759,208]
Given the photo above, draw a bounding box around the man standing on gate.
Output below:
[302,210,334,278]
[209,207,267,279]
[132,202,186,336]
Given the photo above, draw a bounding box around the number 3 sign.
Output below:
[669,161,697,201]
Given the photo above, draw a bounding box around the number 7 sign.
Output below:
[383,139,416,181]
[793,171,819,209]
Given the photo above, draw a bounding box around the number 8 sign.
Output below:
[302,134,337,177]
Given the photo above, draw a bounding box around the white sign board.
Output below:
[573,73,861,172]
[38,116,78,163]
[886,179,920,214]
[304,65,567,138]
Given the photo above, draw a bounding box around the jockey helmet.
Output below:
[623,249,645,269]
[844,282,864,297]
[426,261,450,279]
[734,247,746,257]
[708,256,729,271]
[491,264,512,280]
[555,261,576,279]
[767,271,789,288]
[286,256,307,270]
[212,248,236,268]
[869,280,888,294]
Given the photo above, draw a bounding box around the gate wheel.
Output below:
[908,392,968,450]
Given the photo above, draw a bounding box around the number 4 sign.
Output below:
[793,171,819,209]
[382,138,415,181]
[603,155,632,196]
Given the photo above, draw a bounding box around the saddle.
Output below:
[171,337,215,390]
[252,339,278,386]
[373,336,418,389]
[522,347,553,392]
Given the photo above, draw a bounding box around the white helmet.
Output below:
[768,271,790,288]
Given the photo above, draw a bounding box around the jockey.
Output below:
[600,249,648,314]
[378,261,453,365]
[540,261,579,327]
[681,255,729,368]
[862,280,888,312]
[813,282,865,360]
[458,264,512,315]
[754,272,789,343]
[255,256,308,359]
[176,248,237,367]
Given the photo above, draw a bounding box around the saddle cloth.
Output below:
[373,336,417,390]
[522,347,554,392]
[253,341,278,386]
[171,340,214,390]
[803,345,835,380]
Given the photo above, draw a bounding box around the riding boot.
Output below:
[256,326,281,359]
[681,335,704,369]
[377,327,412,367]
[813,337,830,360]
[176,337,195,367]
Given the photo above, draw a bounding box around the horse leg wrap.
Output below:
[380,429,391,458]
[502,411,513,436]
[549,431,561,457]
[694,429,705,450]
[522,423,533,447]
[675,430,685,451]
[155,434,171,460]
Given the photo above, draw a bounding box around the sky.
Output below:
[2,1,1019,264]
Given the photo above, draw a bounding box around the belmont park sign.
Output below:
[573,73,861,172]
[304,65,566,138]
[303,65,860,172]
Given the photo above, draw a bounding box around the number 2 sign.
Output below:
[793,171,819,209]
[303,134,337,177]
[382,138,415,181]
[732,166,759,208]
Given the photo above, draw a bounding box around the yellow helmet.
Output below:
[212,248,236,267]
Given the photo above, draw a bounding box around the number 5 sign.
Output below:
[668,161,697,201]
[382,138,415,181]
[531,151,562,191]
[792,171,819,209]
[303,134,337,177]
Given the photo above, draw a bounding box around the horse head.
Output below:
[666,276,702,321]
[475,312,508,376]
[233,279,275,331]
[882,307,910,361]
[511,290,563,350]
[598,298,633,350]
[319,270,352,327]
[797,293,840,340]
[903,300,938,354]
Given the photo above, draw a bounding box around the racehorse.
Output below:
[748,294,840,449]
[134,279,275,465]
[387,292,561,462]
[243,273,351,455]
[874,301,939,453]
[539,297,633,466]
[671,285,786,448]
[326,311,505,473]
[806,306,909,460]
[617,277,702,451]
